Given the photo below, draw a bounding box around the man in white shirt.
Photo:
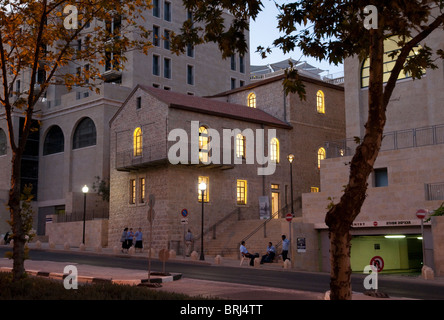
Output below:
[239,241,256,266]
[281,235,290,261]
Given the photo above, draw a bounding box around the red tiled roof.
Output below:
[139,85,291,129]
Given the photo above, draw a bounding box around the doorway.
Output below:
[271,192,279,219]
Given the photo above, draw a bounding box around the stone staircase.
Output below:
[204,218,287,259]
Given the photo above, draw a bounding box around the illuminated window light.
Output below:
[384,235,405,239]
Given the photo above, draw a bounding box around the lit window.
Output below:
[317,147,326,169]
[247,92,256,108]
[237,180,247,205]
[270,138,280,163]
[361,36,424,88]
[311,187,319,193]
[235,134,245,158]
[199,126,209,163]
[198,176,209,202]
[140,177,146,203]
[316,90,325,113]
[129,179,136,204]
[133,127,142,157]
[271,184,279,190]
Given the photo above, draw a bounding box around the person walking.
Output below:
[126,228,134,248]
[281,235,290,261]
[134,228,143,253]
[120,228,128,253]
[184,229,194,256]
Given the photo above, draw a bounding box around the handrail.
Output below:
[194,207,241,241]
[241,202,294,244]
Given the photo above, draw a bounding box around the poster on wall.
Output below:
[259,196,270,219]
[297,237,306,253]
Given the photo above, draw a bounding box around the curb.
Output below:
[0,267,182,285]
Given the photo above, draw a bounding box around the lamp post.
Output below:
[287,154,295,216]
[198,182,207,261]
[82,185,89,245]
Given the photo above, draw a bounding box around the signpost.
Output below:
[147,194,155,285]
[181,209,188,259]
[286,213,293,266]
[416,209,428,267]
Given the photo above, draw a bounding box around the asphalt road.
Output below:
[2,248,444,300]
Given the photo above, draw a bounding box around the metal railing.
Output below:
[194,207,242,242]
[326,124,444,159]
[425,182,444,201]
[115,141,167,170]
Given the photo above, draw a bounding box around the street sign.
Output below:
[181,208,188,217]
[416,209,427,219]
[181,218,188,225]
[370,256,384,272]
[286,213,293,222]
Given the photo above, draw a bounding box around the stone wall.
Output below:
[46,218,108,247]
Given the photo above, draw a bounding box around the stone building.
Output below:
[108,71,345,254]
[0,0,250,238]
[301,27,444,274]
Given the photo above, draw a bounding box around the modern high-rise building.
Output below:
[0,0,250,236]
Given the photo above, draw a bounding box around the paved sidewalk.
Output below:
[1,242,442,300]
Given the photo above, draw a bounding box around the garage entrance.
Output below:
[350,234,423,273]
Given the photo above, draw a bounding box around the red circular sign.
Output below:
[416,209,427,219]
[370,256,384,272]
[286,213,293,222]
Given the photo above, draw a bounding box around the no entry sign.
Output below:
[286,213,293,222]
[416,209,427,220]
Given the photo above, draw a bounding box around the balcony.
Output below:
[325,124,444,159]
[115,142,168,171]
[115,141,235,171]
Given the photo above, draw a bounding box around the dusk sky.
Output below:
[249,1,344,77]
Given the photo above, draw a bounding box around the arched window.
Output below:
[235,133,245,158]
[270,138,280,163]
[133,127,142,157]
[317,147,326,169]
[361,36,424,88]
[316,90,325,113]
[43,125,64,155]
[247,92,256,108]
[73,117,96,149]
[0,128,6,156]
[199,126,209,163]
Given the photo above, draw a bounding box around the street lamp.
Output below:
[82,185,89,245]
[198,181,207,261]
[287,154,295,216]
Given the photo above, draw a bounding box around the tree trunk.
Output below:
[9,151,26,281]
[329,224,352,300]
[326,28,385,300]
